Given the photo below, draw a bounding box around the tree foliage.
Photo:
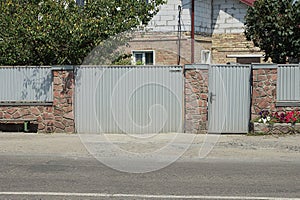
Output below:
[244,0,300,63]
[0,0,165,65]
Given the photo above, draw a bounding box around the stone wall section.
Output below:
[0,70,74,133]
[251,68,300,120]
[52,71,74,133]
[0,106,53,132]
[184,69,208,133]
[251,69,277,118]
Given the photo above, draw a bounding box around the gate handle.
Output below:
[209,92,216,104]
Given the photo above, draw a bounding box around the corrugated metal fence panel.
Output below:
[0,67,53,102]
[277,65,300,101]
[208,65,250,133]
[75,66,183,133]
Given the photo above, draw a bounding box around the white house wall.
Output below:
[147,0,249,34]
[212,0,248,34]
[195,0,212,34]
[147,0,191,32]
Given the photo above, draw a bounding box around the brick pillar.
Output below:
[251,68,277,119]
[52,70,75,133]
[185,69,208,133]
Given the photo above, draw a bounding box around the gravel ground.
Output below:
[0,132,299,162]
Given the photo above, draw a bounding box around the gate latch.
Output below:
[209,92,216,103]
[169,68,182,72]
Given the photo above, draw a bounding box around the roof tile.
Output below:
[240,0,256,6]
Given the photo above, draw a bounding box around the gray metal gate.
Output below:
[75,66,183,133]
[208,65,251,133]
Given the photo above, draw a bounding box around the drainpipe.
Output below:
[191,0,195,64]
[177,5,182,65]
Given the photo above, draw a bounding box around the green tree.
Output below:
[0,0,165,65]
[244,0,300,63]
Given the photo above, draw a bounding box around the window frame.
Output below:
[226,54,263,64]
[132,50,155,65]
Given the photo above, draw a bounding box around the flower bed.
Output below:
[252,110,300,135]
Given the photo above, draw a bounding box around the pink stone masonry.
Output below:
[251,68,300,120]
[185,69,208,134]
[0,70,75,133]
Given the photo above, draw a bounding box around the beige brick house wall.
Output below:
[211,33,261,64]
[127,0,264,65]
[127,32,212,65]
[125,0,213,65]
[211,0,263,64]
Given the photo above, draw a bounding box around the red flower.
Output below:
[292,117,297,122]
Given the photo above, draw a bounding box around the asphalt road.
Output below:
[0,133,300,199]
[0,154,299,200]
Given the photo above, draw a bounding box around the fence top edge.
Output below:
[0,66,52,68]
[278,64,300,67]
[0,65,184,70]
[185,64,252,70]
[185,64,209,69]
[252,64,300,69]
[76,65,183,68]
[1,64,298,69]
[185,63,299,70]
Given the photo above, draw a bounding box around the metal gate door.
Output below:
[208,65,251,133]
[75,66,183,133]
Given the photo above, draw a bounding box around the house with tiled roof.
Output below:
[128,0,263,65]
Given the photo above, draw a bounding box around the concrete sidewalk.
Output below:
[0,132,299,162]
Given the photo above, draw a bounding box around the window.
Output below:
[132,51,155,65]
[237,57,260,64]
[75,0,84,6]
[276,65,300,106]
[227,54,263,64]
